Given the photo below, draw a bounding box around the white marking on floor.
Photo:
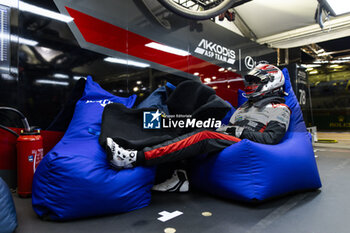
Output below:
[158,211,183,222]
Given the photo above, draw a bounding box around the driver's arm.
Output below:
[225,104,291,145]
[240,104,291,145]
[240,120,288,145]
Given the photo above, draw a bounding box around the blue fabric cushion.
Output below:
[237,89,248,107]
[191,68,322,201]
[221,101,236,125]
[0,178,17,233]
[136,85,170,114]
[32,76,155,220]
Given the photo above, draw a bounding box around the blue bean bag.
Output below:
[0,177,17,233]
[191,68,322,202]
[237,89,248,108]
[221,101,236,125]
[32,77,155,220]
[135,82,173,114]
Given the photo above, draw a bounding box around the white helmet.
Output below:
[244,64,285,99]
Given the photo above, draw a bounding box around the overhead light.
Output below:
[0,1,73,22]
[19,1,73,22]
[73,76,86,80]
[0,66,17,74]
[9,35,38,46]
[306,67,314,71]
[104,57,150,68]
[136,81,142,84]
[212,76,216,80]
[225,67,237,72]
[53,73,69,79]
[145,42,190,56]
[302,64,321,68]
[218,68,225,72]
[319,0,350,16]
[309,71,318,74]
[18,37,38,46]
[205,78,244,85]
[35,79,69,86]
[317,52,330,56]
[204,78,211,83]
[10,67,18,74]
[193,72,200,76]
[0,0,17,7]
[5,33,39,47]
[1,74,14,80]
[330,60,349,63]
[133,86,139,92]
[313,60,329,64]
[330,65,344,69]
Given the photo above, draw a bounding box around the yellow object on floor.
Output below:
[317,139,338,143]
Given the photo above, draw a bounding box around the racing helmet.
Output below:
[244,64,285,99]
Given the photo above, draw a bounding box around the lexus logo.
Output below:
[244,56,255,70]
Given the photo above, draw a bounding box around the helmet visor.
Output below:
[244,83,259,95]
[244,74,262,83]
[243,75,266,96]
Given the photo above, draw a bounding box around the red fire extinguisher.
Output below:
[0,107,44,198]
[16,130,43,197]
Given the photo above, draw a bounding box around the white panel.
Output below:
[235,0,319,38]
[256,15,350,48]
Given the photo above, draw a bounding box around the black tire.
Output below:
[158,0,237,20]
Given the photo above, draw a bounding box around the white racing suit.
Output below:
[217,96,291,145]
[134,96,291,166]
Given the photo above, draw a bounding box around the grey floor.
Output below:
[12,144,350,233]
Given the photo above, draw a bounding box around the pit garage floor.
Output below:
[12,132,350,233]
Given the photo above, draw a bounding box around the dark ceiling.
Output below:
[319,36,350,52]
[301,35,350,64]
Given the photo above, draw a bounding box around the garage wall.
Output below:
[0,0,276,129]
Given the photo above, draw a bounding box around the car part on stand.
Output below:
[157,0,251,20]
[142,0,172,30]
